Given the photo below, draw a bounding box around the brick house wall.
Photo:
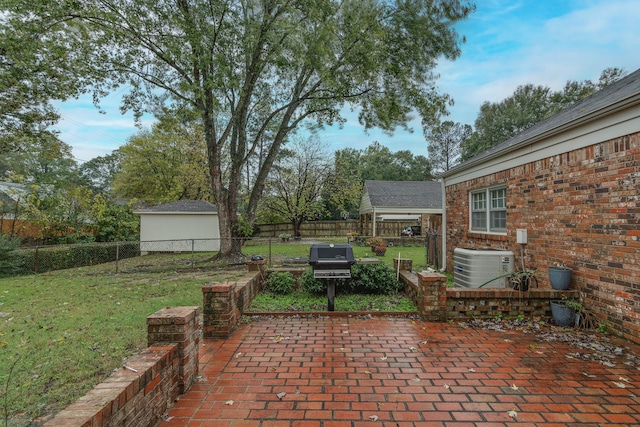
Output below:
[445,132,640,344]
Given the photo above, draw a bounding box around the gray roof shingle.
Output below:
[364,180,441,208]
[134,200,217,213]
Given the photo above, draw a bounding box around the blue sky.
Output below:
[53,0,640,163]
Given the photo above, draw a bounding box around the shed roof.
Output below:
[363,180,441,208]
[134,200,218,214]
[443,67,640,176]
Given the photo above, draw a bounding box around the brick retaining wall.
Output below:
[202,271,263,338]
[398,259,579,321]
[43,306,200,427]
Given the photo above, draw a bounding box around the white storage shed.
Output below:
[134,200,220,253]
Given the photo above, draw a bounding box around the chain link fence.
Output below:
[3,235,433,277]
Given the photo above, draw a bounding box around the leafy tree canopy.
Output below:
[4,0,474,258]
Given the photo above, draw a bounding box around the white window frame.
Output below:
[470,186,507,233]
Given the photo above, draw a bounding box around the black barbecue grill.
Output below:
[308,243,356,311]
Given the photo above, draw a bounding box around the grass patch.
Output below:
[249,290,417,312]
[0,254,243,425]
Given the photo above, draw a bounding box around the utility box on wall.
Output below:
[516,229,528,244]
[453,248,515,288]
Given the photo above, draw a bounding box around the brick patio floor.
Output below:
[160,316,640,427]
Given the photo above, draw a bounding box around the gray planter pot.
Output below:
[549,267,572,290]
[550,300,576,326]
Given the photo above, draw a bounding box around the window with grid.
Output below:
[470,186,506,233]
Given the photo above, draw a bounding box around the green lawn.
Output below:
[0,254,242,425]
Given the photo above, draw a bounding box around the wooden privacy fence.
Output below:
[254,219,431,238]
[254,220,359,237]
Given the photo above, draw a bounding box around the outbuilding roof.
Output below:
[134,200,218,214]
[363,180,441,209]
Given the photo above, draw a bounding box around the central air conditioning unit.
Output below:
[453,248,514,288]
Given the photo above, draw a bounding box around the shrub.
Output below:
[0,234,19,277]
[266,271,296,295]
[300,268,326,295]
[365,237,385,247]
[300,264,402,296]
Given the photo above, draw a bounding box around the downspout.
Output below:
[439,177,447,272]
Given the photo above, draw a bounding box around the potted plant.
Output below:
[550,296,581,327]
[279,233,291,242]
[373,245,387,256]
[549,262,572,290]
[365,237,385,252]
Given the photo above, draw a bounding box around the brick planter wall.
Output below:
[202,271,263,339]
[445,132,640,344]
[398,269,579,322]
[43,306,200,427]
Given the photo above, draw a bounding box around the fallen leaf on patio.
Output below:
[340,347,345,351]
[409,346,416,352]
[159,414,174,422]
[277,392,286,400]
[342,330,349,334]
[419,340,428,344]
[508,410,517,420]
[362,370,372,375]
[613,381,627,388]
[377,402,384,408]
[369,415,379,422]
[602,361,615,367]
[367,333,374,337]
[504,339,512,342]
[235,352,242,358]
[468,368,475,372]
[295,335,301,340]
[443,384,450,389]
[340,323,348,327]
[619,377,630,383]
[225,400,234,405]
[271,367,277,371]
[511,384,518,391]
[536,351,544,354]
[380,356,387,361]
[295,388,300,394]
[529,344,537,349]
[411,377,420,383]
[273,336,282,342]
[582,372,596,378]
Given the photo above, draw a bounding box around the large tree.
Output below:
[113,116,211,204]
[5,0,474,259]
[426,120,471,174]
[260,138,330,236]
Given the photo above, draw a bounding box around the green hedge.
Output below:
[7,242,140,276]
[300,263,402,295]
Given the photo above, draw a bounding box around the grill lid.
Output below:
[308,244,356,266]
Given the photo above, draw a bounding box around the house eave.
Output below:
[442,92,640,179]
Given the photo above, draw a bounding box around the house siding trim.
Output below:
[444,107,640,186]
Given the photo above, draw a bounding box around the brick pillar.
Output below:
[147,306,200,394]
[417,272,447,321]
[202,283,237,339]
[247,259,267,272]
[393,258,413,272]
